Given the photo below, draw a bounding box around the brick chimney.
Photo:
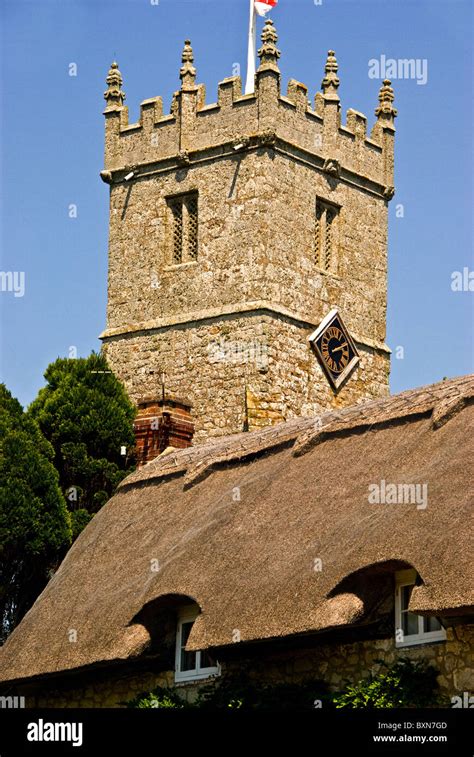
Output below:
[133,397,194,467]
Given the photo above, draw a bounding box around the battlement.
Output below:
[102,21,397,198]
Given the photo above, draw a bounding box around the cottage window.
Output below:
[315,198,339,274]
[167,192,199,265]
[175,607,219,683]
[395,569,446,648]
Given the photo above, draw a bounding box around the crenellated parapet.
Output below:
[102,20,397,198]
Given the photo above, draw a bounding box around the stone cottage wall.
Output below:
[245,624,474,698]
[24,624,473,708]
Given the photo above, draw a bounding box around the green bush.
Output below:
[126,673,328,711]
[126,686,189,709]
[197,673,327,710]
[126,659,441,711]
[332,658,441,709]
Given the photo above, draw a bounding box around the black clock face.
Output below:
[314,316,357,383]
[320,325,351,374]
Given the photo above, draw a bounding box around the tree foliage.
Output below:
[332,659,441,708]
[28,354,136,537]
[0,385,71,641]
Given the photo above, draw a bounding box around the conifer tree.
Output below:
[0,385,71,641]
[28,353,136,538]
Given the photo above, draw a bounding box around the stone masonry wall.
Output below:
[25,625,473,708]
[103,313,389,444]
[244,625,474,699]
[103,149,389,346]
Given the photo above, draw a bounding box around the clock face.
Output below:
[320,325,351,374]
[309,311,360,390]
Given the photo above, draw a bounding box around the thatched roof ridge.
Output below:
[121,374,474,490]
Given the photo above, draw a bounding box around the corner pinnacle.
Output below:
[258,19,281,73]
[375,79,397,121]
[180,39,196,89]
[104,61,125,110]
[321,50,340,98]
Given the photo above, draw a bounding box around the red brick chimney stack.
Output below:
[133,397,194,467]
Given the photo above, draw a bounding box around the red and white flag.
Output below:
[254,0,278,17]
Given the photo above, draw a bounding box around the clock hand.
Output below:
[331,343,348,353]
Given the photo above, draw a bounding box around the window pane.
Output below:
[181,648,196,672]
[180,621,196,672]
[181,621,193,646]
[199,649,215,670]
[424,616,442,633]
[402,611,419,637]
[401,585,412,611]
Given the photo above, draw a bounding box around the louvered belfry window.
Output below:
[168,193,199,264]
[170,200,183,264]
[315,198,339,274]
[187,194,198,261]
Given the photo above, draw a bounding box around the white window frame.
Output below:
[175,607,220,683]
[395,569,446,648]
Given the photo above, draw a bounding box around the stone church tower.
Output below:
[100,21,396,445]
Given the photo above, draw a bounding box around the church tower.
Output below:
[100,21,396,444]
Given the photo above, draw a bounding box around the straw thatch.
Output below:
[0,375,472,684]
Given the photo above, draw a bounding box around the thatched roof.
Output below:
[1,375,473,684]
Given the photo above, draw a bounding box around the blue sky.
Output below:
[0,0,472,408]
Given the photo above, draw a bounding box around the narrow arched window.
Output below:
[167,192,199,265]
[315,197,340,274]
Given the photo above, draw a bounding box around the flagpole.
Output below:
[245,0,256,94]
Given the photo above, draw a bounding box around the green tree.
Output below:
[0,385,72,641]
[28,354,135,538]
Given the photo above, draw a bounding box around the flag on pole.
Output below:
[254,0,278,17]
[245,0,278,94]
